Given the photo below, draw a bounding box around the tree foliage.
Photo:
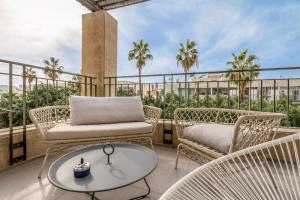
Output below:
[44,57,64,85]
[128,40,153,97]
[226,49,260,100]
[176,39,199,74]
[25,67,36,91]
[0,83,80,129]
[116,87,300,127]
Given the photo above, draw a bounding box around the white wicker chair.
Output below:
[160,132,300,200]
[29,105,161,178]
[174,108,286,168]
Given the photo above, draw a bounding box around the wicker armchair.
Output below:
[29,105,161,178]
[160,132,300,200]
[174,108,286,168]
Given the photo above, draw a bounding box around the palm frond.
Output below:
[176,39,199,73]
[226,49,260,98]
[128,39,153,71]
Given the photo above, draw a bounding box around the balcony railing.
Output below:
[104,65,300,143]
[2,58,300,165]
[0,59,96,164]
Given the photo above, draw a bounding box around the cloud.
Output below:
[0,0,299,80]
[0,0,88,72]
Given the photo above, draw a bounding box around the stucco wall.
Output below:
[82,10,117,97]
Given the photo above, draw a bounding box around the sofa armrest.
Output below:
[229,113,287,153]
[143,105,162,133]
[29,105,70,136]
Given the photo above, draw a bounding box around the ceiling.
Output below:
[76,0,150,11]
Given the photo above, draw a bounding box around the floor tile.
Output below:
[0,145,198,200]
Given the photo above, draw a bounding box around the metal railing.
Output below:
[104,66,300,143]
[0,59,96,165]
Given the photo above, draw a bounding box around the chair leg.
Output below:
[175,147,180,169]
[149,138,154,151]
[38,147,51,179]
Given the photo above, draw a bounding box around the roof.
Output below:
[76,0,150,11]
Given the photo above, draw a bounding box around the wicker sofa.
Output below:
[174,108,286,168]
[29,96,161,178]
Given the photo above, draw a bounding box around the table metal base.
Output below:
[87,178,151,200]
[88,193,101,200]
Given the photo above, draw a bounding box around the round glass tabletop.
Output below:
[48,144,158,193]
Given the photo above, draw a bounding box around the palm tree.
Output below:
[176,39,199,97]
[128,39,153,97]
[25,67,36,91]
[69,75,82,91]
[43,57,64,85]
[225,49,260,100]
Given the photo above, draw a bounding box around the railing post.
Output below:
[115,78,117,96]
[103,78,106,97]
[249,70,252,111]
[155,83,158,100]
[94,85,97,96]
[35,78,38,108]
[287,79,290,127]
[79,78,82,96]
[148,83,151,99]
[141,83,144,100]
[260,80,263,111]
[163,75,167,144]
[64,82,67,104]
[217,81,220,108]
[273,79,276,112]
[56,80,58,102]
[187,82,190,107]
[179,82,181,107]
[46,79,49,105]
[206,81,209,107]
[163,75,166,120]
[22,65,27,160]
[109,77,111,97]
[184,73,187,99]
[171,75,174,120]
[84,76,88,96]
[9,63,13,165]
[90,77,93,96]
[227,81,230,108]
[238,72,240,110]
[197,82,200,107]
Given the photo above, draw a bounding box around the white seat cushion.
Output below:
[70,96,145,125]
[183,123,234,153]
[46,122,152,140]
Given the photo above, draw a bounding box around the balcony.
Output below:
[0,59,299,200]
[2,0,300,198]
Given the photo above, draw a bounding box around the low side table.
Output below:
[48,144,158,200]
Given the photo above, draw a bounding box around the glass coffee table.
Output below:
[48,144,159,200]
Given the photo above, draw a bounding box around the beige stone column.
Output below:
[81,10,117,97]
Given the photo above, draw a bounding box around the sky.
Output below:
[0,0,300,78]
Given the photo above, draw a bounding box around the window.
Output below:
[292,90,300,101]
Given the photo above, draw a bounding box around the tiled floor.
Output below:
[0,146,199,200]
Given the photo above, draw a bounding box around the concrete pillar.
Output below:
[81,10,117,96]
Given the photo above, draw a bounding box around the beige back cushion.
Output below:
[70,96,145,125]
[183,123,234,153]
